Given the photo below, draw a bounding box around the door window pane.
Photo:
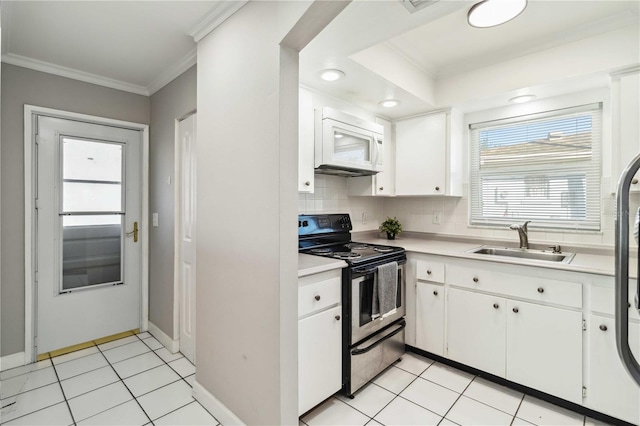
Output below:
[62,215,122,290]
[62,138,123,213]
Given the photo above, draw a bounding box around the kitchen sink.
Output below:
[467,246,575,264]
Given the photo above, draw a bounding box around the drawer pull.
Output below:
[512,307,519,313]
[537,287,544,293]
[304,181,311,186]
[427,269,432,275]
[633,178,638,185]
[335,315,341,321]
[433,290,438,296]
[473,277,479,283]
[379,187,384,191]
[314,295,321,301]
[435,186,440,191]
[493,303,499,309]
[600,324,608,331]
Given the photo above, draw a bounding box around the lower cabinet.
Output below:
[298,305,342,415]
[447,288,507,377]
[586,314,640,424]
[506,299,583,404]
[416,282,445,356]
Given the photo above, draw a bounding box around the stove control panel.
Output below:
[298,214,352,235]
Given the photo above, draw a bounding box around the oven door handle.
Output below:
[353,259,406,275]
[351,320,406,356]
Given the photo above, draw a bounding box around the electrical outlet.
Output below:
[433,211,441,224]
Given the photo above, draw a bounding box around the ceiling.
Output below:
[1,0,639,114]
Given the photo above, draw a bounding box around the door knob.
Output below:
[126,221,139,243]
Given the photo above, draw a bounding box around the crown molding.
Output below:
[147,48,197,95]
[187,1,249,43]
[2,53,149,96]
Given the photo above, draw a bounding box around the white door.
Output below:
[178,114,197,363]
[36,115,142,354]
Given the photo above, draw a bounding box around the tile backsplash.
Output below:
[298,177,640,248]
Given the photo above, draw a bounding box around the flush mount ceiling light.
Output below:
[468,0,527,28]
[509,94,536,103]
[379,99,400,108]
[319,69,345,82]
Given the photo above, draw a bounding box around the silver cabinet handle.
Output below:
[493,303,499,309]
[435,186,440,191]
[433,290,438,296]
[537,287,544,293]
[632,178,638,185]
[379,187,384,191]
[304,181,311,186]
[314,295,320,301]
[513,307,519,313]
[473,277,479,283]
[335,315,341,321]
[427,269,432,275]
[600,324,608,331]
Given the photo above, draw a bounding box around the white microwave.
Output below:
[315,107,384,177]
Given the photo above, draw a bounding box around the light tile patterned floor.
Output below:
[1,337,615,426]
[0,333,217,425]
[300,352,614,426]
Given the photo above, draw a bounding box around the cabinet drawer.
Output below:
[591,279,640,321]
[447,265,582,308]
[299,271,341,318]
[416,259,445,283]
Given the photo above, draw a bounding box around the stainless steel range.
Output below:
[299,214,407,397]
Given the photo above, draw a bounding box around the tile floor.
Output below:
[1,336,614,426]
[0,333,218,425]
[300,352,613,426]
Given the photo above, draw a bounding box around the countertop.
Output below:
[298,253,347,278]
[355,233,638,279]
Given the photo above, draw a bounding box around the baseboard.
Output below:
[1,352,26,371]
[193,380,245,426]
[147,321,180,353]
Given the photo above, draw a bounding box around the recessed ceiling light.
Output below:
[509,94,536,104]
[319,69,345,82]
[468,0,527,28]
[379,99,400,108]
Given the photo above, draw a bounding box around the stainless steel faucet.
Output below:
[509,220,531,249]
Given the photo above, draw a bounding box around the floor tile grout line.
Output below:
[510,394,527,425]
[50,353,78,426]
[0,358,54,382]
[134,333,193,384]
[94,342,154,425]
[438,373,478,424]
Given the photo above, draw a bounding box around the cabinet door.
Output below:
[506,300,582,404]
[395,113,446,196]
[298,305,342,415]
[416,282,445,356]
[298,89,315,193]
[587,315,640,424]
[447,288,506,377]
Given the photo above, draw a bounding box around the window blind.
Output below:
[469,103,602,231]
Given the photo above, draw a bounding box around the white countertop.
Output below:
[298,253,347,278]
[356,234,637,278]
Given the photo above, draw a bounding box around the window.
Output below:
[469,103,602,231]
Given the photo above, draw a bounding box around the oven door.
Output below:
[351,261,406,345]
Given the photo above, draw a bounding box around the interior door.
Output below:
[178,114,197,364]
[35,115,142,354]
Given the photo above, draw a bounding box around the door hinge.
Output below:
[582,386,587,398]
[35,198,39,209]
[582,319,587,331]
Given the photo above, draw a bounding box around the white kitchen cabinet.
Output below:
[298,88,315,193]
[347,117,395,196]
[586,315,640,424]
[394,109,463,196]
[447,287,506,377]
[506,299,583,404]
[298,269,342,415]
[612,69,640,192]
[416,282,445,356]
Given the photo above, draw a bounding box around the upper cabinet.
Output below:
[298,89,315,193]
[612,69,640,192]
[395,109,463,197]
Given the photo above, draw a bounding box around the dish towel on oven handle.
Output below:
[372,261,398,320]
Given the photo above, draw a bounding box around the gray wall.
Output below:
[148,65,197,340]
[1,64,150,356]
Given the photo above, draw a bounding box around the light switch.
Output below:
[152,213,159,227]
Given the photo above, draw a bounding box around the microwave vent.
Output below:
[400,0,440,14]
